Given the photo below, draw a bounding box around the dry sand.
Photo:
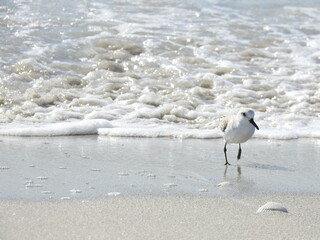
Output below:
[1,194,319,240]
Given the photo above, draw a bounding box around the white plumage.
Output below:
[220,109,259,165]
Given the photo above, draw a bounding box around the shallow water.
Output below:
[0,136,319,200]
[0,0,320,138]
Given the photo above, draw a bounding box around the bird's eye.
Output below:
[242,112,246,117]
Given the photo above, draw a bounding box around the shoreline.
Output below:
[0,136,320,201]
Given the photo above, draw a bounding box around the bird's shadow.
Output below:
[246,163,294,172]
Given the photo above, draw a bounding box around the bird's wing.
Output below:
[219,116,230,132]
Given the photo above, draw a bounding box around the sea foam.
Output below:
[0,119,111,137]
[98,126,221,139]
[1,0,320,139]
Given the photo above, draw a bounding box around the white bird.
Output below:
[220,109,259,165]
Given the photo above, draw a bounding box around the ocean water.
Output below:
[0,0,320,138]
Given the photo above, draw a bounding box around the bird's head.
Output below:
[240,109,259,130]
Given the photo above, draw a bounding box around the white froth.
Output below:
[0,0,320,139]
[0,120,112,137]
[98,126,221,139]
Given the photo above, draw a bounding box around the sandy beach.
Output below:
[1,194,320,240]
[0,136,319,239]
[2,0,320,238]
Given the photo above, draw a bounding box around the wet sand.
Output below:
[1,136,320,200]
[1,194,320,240]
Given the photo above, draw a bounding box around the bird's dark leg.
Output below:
[224,142,230,165]
[237,144,242,160]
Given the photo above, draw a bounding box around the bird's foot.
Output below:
[224,162,231,166]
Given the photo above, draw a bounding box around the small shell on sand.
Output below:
[199,188,209,192]
[118,172,129,176]
[216,181,234,188]
[107,192,121,196]
[147,173,156,178]
[163,183,177,188]
[257,202,288,213]
[25,183,43,188]
[91,168,101,172]
[70,189,82,194]
[36,176,48,180]
[61,197,71,200]
[41,191,53,195]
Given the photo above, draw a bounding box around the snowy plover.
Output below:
[220,109,259,165]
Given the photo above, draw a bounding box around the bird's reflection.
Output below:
[223,165,242,181]
[219,164,255,194]
[237,165,241,177]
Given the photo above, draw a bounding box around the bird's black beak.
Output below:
[249,119,259,130]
